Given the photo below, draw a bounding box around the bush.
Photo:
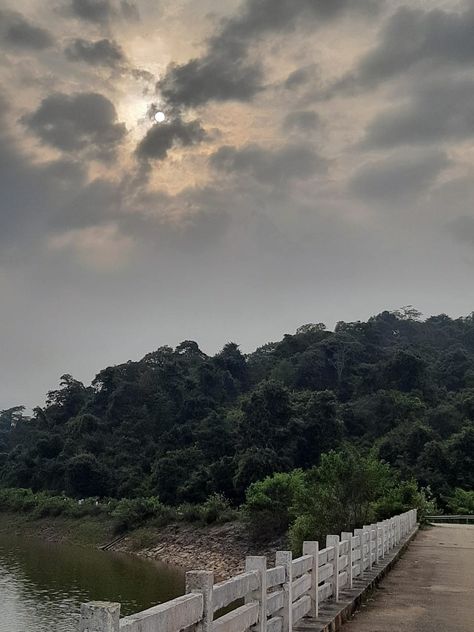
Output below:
[201,493,236,524]
[373,480,437,525]
[111,497,170,532]
[0,488,37,513]
[444,488,474,514]
[243,471,305,540]
[177,502,204,522]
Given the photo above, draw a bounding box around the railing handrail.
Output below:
[78,508,418,632]
[426,514,474,519]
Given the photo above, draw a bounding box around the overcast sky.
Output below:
[1,0,474,409]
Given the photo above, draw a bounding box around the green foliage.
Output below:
[289,448,393,552]
[0,488,106,519]
[111,497,174,532]
[243,471,305,540]
[444,488,474,514]
[200,493,237,524]
[373,480,437,524]
[1,310,474,513]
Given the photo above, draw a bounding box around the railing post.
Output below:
[370,526,376,567]
[303,541,319,618]
[354,529,364,572]
[376,523,382,563]
[341,532,353,589]
[186,570,214,632]
[79,602,120,632]
[352,532,361,578]
[246,556,267,632]
[276,551,292,632]
[326,535,340,601]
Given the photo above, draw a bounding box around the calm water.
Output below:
[0,534,184,632]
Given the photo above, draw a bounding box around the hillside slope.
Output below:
[1,309,473,505]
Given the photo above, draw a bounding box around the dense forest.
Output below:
[0,308,473,510]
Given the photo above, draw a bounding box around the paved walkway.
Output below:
[342,524,474,632]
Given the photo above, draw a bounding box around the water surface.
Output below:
[0,533,184,632]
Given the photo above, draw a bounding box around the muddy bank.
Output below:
[111,522,286,580]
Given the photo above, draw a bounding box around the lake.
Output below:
[0,533,184,632]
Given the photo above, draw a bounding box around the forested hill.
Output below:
[1,308,473,507]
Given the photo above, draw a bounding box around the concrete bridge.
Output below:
[79,510,419,632]
[342,522,474,632]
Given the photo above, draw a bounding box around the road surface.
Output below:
[342,524,474,632]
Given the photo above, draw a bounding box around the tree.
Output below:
[289,448,394,551]
[65,453,108,497]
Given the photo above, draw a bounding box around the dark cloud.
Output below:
[68,0,139,24]
[210,142,327,185]
[64,38,125,67]
[130,68,155,82]
[70,0,112,23]
[136,118,207,161]
[22,92,126,158]
[0,94,86,250]
[362,76,474,148]
[284,64,319,91]
[217,0,380,44]
[120,0,140,22]
[0,9,54,50]
[159,56,263,108]
[159,0,380,108]
[283,110,320,133]
[349,149,448,203]
[332,5,474,94]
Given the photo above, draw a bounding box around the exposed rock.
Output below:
[113,521,287,580]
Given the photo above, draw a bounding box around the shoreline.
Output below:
[0,511,285,579]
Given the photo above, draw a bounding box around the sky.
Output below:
[1,0,474,409]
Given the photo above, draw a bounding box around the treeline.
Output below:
[0,308,473,510]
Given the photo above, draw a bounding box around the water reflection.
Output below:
[0,534,184,632]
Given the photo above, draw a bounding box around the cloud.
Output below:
[64,38,125,67]
[283,110,320,133]
[210,142,327,185]
[0,9,54,50]
[67,0,139,24]
[69,0,112,23]
[120,0,140,22]
[362,76,474,148]
[349,6,474,91]
[349,149,449,203]
[22,92,126,158]
[449,216,474,248]
[216,0,380,44]
[159,0,380,108]
[48,223,134,269]
[158,54,264,109]
[136,117,207,161]
[0,94,87,251]
[284,64,319,91]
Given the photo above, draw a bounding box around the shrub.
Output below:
[201,493,236,524]
[177,503,204,522]
[444,488,474,514]
[243,471,305,540]
[111,497,166,532]
[373,480,437,524]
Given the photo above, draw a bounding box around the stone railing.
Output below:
[78,509,417,632]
